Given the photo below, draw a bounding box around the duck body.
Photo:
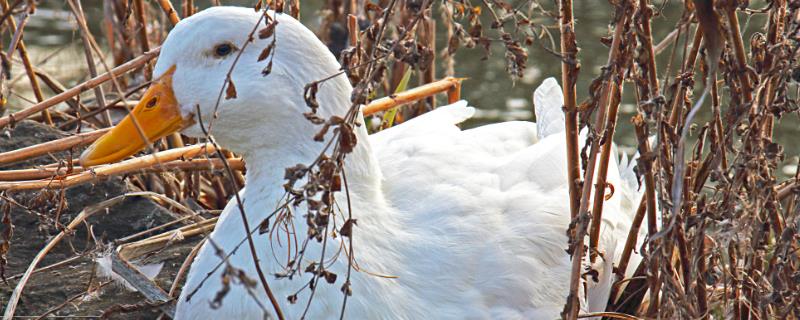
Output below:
[178,108,601,320]
[80,7,643,320]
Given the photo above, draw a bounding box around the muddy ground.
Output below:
[1,121,201,319]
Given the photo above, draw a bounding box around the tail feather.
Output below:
[532,77,565,140]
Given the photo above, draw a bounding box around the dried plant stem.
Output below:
[565,1,631,317]
[133,0,153,80]
[724,5,753,103]
[182,0,195,17]
[0,47,161,129]
[637,0,659,97]
[0,128,109,167]
[363,77,462,114]
[584,0,630,269]
[167,239,205,297]
[5,254,84,281]
[668,27,701,127]
[759,0,786,136]
[156,0,181,25]
[118,217,217,260]
[558,0,581,221]
[68,0,112,126]
[34,281,113,320]
[419,15,435,108]
[609,198,645,299]
[0,0,22,28]
[0,143,215,191]
[588,83,623,261]
[0,0,50,125]
[633,116,657,236]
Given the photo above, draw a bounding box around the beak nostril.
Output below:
[146,97,158,109]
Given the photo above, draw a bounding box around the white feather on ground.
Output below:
[95,252,163,292]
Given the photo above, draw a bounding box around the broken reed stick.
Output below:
[118,217,217,260]
[0,157,243,181]
[0,143,216,191]
[0,47,161,129]
[0,128,109,167]
[362,76,463,114]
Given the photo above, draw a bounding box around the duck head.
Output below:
[80,7,353,166]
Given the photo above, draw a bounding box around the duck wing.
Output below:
[367,80,643,317]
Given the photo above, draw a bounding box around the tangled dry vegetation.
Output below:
[0,0,797,319]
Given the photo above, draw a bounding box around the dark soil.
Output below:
[1,121,201,319]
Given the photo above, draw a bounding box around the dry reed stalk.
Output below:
[0,0,51,125]
[0,128,109,167]
[156,0,181,25]
[609,198,645,301]
[636,0,659,97]
[118,217,217,260]
[116,215,201,245]
[0,166,83,181]
[34,281,113,319]
[723,5,753,104]
[361,77,462,114]
[0,143,216,191]
[5,254,84,281]
[0,0,22,28]
[575,311,639,319]
[419,15,436,109]
[668,27,701,127]
[566,2,633,318]
[588,82,625,261]
[0,47,161,129]
[134,0,152,68]
[167,239,205,297]
[557,0,581,222]
[29,66,103,126]
[760,0,786,135]
[59,85,148,129]
[182,0,195,17]
[68,0,112,126]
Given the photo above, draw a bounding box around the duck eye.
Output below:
[214,43,234,57]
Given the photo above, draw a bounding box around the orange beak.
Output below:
[80,66,188,166]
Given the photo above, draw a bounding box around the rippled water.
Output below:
[10,0,799,175]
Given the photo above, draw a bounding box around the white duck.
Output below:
[80,7,643,320]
